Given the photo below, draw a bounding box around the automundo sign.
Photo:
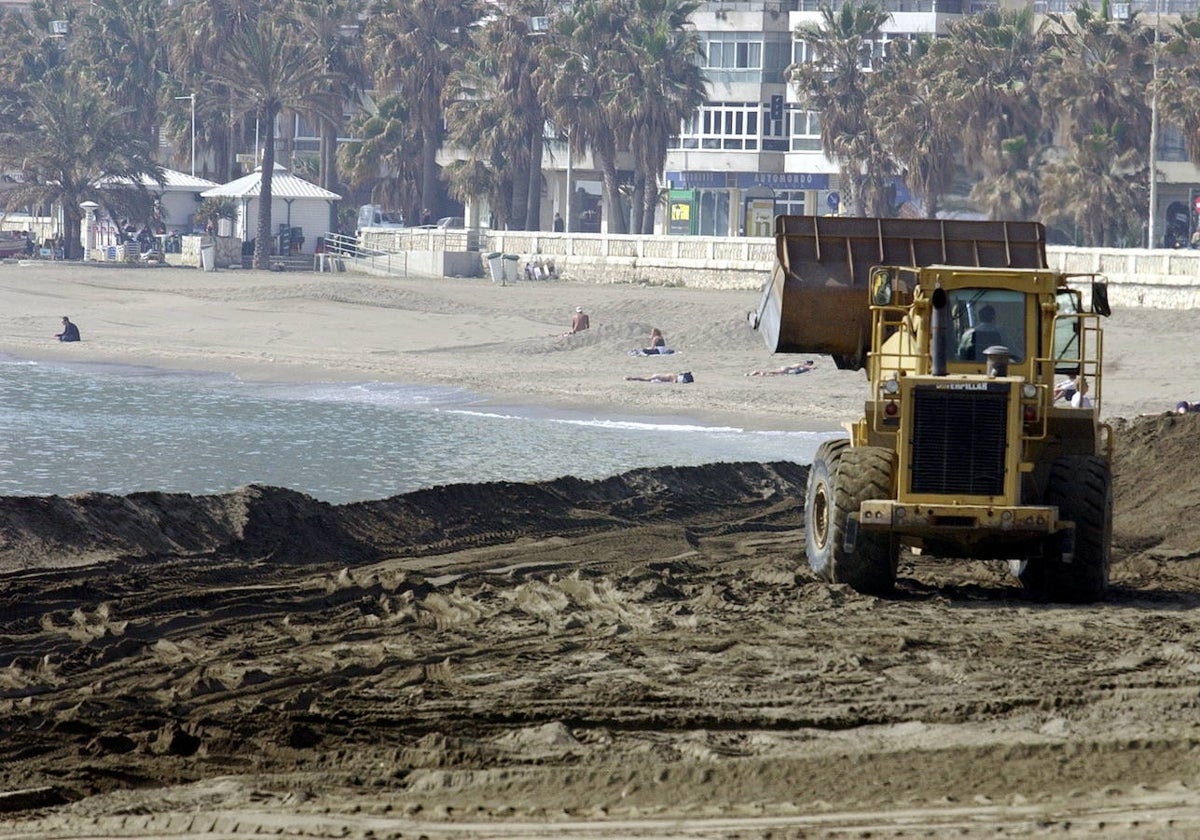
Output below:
[666,171,831,190]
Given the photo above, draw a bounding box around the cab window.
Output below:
[1052,290,1083,373]
[948,288,1025,363]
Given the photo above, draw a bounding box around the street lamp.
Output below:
[174,93,195,176]
[1148,2,1161,248]
[565,127,573,233]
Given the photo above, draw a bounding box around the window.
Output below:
[704,37,762,70]
[1052,290,1083,372]
[949,289,1026,363]
[790,111,821,152]
[776,190,806,216]
[672,103,762,151]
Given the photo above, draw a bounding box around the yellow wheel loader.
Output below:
[749,216,1113,602]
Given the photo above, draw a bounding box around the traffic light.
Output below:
[770,94,784,123]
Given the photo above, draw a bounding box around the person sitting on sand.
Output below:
[55,316,80,342]
[625,371,694,383]
[570,306,589,334]
[748,360,814,376]
[628,327,674,356]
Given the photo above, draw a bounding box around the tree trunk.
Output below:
[420,120,439,219]
[64,208,82,260]
[525,128,544,231]
[320,116,339,192]
[253,107,278,271]
[629,170,645,235]
[511,157,530,231]
[640,156,660,235]
[595,128,626,235]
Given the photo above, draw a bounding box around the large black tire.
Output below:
[1017,455,1112,603]
[805,443,898,595]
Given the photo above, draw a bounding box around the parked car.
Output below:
[356,205,406,234]
[436,216,465,229]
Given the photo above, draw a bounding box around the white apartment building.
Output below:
[661,0,989,237]
[652,0,1200,243]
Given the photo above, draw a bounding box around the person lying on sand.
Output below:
[1176,400,1200,414]
[625,371,694,383]
[747,360,813,376]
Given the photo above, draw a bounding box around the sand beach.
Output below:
[3,261,1200,838]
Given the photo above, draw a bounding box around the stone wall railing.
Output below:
[484,231,775,289]
[1045,246,1200,309]
[482,233,1200,308]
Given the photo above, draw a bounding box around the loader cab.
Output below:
[949,289,1027,364]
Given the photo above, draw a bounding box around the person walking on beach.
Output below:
[55,316,80,342]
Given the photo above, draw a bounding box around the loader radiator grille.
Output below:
[909,386,1008,496]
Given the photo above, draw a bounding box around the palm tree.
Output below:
[789,1,893,216]
[620,0,707,234]
[0,67,163,259]
[287,0,367,194]
[1159,13,1200,163]
[1037,5,1151,244]
[338,94,423,213]
[162,0,265,182]
[74,0,168,150]
[364,0,481,222]
[446,1,550,230]
[1039,126,1147,247]
[208,13,338,269]
[933,8,1046,220]
[967,136,1042,221]
[543,0,632,234]
[870,37,957,219]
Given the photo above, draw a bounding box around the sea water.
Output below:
[0,356,836,504]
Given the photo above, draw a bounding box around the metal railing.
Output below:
[321,231,407,277]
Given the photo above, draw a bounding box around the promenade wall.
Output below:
[481,231,1200,309]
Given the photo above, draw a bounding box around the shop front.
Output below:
[664,170,833,236]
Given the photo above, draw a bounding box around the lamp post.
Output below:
[1148,2,1161,248]
[174,94,196,176]
[565,127,573,233]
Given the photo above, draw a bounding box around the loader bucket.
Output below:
[750,215,1047,370]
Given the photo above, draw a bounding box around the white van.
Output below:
[356,205,406,233]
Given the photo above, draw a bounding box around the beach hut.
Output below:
[91,168,219,249]
[200,163,342,256]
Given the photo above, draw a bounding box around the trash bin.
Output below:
[199,242,216,272]
[486,251,504,283]
[502,253,520,284]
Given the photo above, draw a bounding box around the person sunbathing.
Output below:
[747,360,814,376]
[625,371,693,383]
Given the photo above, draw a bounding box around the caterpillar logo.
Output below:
[935,382,991,391]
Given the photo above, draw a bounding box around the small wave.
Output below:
[247,379,480,410]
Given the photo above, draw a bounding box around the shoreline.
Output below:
[1,262,1193,432]
[0,264,854,433]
